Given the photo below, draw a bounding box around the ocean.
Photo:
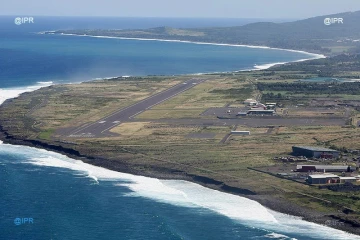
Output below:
[0,16,358,240]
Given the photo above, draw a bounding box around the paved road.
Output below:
[67,78,206,137]
[148,117,346,127]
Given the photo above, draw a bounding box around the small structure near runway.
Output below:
[247,109,275,115]
[236,110,275,116]
[243,98,258,106]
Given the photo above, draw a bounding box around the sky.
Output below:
[1,0,360,19]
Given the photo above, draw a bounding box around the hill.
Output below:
[52,11,360,55]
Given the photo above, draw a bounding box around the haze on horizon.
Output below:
[1,0,360,19]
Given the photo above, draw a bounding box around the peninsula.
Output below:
[47,10,360,56]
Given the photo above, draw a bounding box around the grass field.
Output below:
[135,77,254,119]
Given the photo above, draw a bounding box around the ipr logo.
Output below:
[14,17,34,25]
[14,217,34,225]
[324,18,344,26]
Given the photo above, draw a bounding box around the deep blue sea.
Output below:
[0,16,358,240]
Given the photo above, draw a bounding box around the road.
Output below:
[148,117,346,127]
[67,78,206,137]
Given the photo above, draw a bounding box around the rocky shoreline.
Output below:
[1,127,359,236]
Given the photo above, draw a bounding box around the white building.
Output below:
[243,98,257,106]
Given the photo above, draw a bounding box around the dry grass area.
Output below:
[135,77,254,119]
[110,122,153,136]
[277,125,360,150]
[96,123,230,145]
[228,103,247,108]
[0,76,185,139]
[41,78,182,129]
[233,125,268,134]
[353,113,360,126]
[85,124,358,172]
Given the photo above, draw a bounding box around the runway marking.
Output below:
[101,122,121,133]
[129,111,143,119]
[95,79,199,120]
[67,122,94,136]
[113,121,120,123]
[98,78,206,119]
[145,82,203,110]
[68,134,95,138]
[98,121,106,124]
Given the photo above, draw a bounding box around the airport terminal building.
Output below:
[247,110,274,115]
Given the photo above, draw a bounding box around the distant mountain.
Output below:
[54,11,360,55]
[231,11,360,41]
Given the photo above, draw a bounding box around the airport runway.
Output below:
[67,78,206,137]
[65,77,347,139]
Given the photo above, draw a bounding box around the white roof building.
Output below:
[309,174,339,179]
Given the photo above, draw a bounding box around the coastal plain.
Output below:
[1,69,360,234]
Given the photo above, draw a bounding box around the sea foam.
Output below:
[0,81,53,105]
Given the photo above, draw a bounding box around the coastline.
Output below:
[1,128,360,237]
[40,31,326,72]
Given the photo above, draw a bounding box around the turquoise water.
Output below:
[0,17,358,240]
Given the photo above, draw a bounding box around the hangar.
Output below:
[292,146,340,159]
